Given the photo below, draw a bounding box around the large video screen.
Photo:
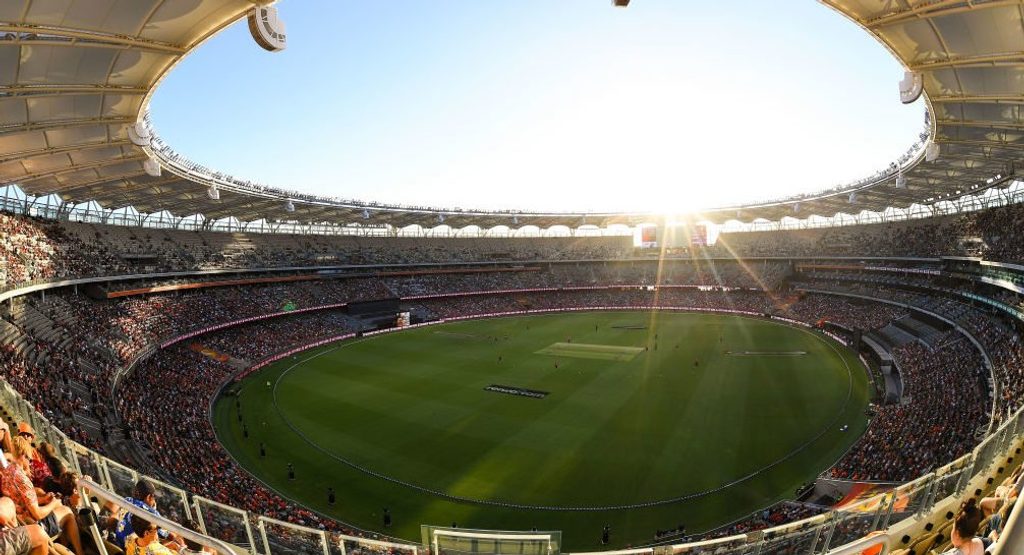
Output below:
[640,225,658,248]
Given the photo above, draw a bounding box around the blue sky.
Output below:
[150,1,925,213]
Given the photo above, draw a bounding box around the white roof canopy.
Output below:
[0,0,1020,228]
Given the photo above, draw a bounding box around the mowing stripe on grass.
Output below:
[433,331,487,340]
[725,351,807,356]
[535,342,645,361]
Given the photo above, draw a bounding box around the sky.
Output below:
[150,0,926,214]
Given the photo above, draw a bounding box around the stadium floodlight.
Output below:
[925,142,940,162]
[248,5,287,52]
[127,121,152,147]
[143,157,162,177]
[207,185,220,200]
[284,199,295,212]
[899,71,924,104]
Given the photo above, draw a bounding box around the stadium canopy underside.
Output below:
[0,0,1022,233]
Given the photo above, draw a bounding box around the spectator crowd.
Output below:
[0,206,1023,549]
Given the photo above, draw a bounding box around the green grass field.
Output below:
[212,311,870,550]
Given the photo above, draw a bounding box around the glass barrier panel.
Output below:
[88,461,185,526]
[24,402,47,443]
[28,411,57,449]
[881,475,933,528]
[6,387,26,421]
[703,543,759,555]
[974,433,1002,478]
[258,515,329,555]
[148,476,193,528]
[40,415,63,448]
[997,427,1014,462]
[14,397,34,428]
[193,495,258,554]
[338,533,420,555]
[823,505,881,552]
[998,426,1009,454]
[421,527,556,555]
[668,535,752,555]
[931,457,973,506]
[79,477,239,555]
[1000,412,1019,440]
[48,429,77,472]
[755,521,827,555]
[68,441,107,489]
[102,456,139,497]
[0,383,17,418]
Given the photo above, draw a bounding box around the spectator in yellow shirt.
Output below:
[124,515,177,555]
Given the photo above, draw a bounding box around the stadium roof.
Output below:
[0,1,1020,229]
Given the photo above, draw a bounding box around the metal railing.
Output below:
[991,483,1024,554]
[76,477,237,555]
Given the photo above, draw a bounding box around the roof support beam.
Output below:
[911,167,1006,182]
[937,139,1024,151]
[152,199,214,217]
[933,151,1020,165]
[936,118,1024,131]
[0,24,185,54]
[0,141,132,165]
[938,144,1024,159]
[866,187,925,206]
[0,84,148,98]
[911,52,1024,71]
[0,116,133,134]
[863,0,1020,29]
[7,154,148,184]
[51,172,173,199]
[930,95,1024,104]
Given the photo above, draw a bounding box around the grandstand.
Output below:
[0,1,1023,555]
